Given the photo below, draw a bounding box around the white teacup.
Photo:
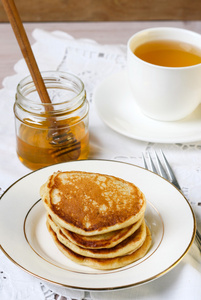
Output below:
[127,27,201,121]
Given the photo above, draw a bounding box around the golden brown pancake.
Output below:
[47,222,152,270]
[51,214,144,249]
[41,171,151,270]
[47,216,147,258]
[40,171,146,236]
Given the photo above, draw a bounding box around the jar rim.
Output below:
[16,71,85,109]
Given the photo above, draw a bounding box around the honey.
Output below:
[14,71,89,170]
[16,118,89,170]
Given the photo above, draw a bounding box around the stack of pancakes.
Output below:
[40,171,152,270]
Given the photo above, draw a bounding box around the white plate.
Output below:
[94,71,201,143]
[0,160,195,290]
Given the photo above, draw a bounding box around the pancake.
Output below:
[49,214,144,249]
[47,216,147,258]
[47,222,152,270]
[40,171,146,236]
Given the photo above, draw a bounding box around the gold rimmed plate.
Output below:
[0,160,196,290]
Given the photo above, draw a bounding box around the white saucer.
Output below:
[94,71,201,143]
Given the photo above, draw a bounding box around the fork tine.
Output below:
[154,150,169,180]
[160,150,181,190]
[147,152,157,173]
[142,153,148,169]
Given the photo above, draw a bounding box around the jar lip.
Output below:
[16,71,85,107]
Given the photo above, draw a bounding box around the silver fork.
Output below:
[142,149,201,252]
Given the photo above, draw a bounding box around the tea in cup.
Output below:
[127,27,201,121]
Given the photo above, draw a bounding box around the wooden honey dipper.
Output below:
[2,0,81,159]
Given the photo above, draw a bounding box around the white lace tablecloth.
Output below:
[0,29,201,300]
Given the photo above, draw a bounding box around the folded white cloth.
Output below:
[0,29,201,300]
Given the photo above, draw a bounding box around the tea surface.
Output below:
[134,40,201,67]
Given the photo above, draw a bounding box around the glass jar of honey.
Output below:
[14,71,89,170]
